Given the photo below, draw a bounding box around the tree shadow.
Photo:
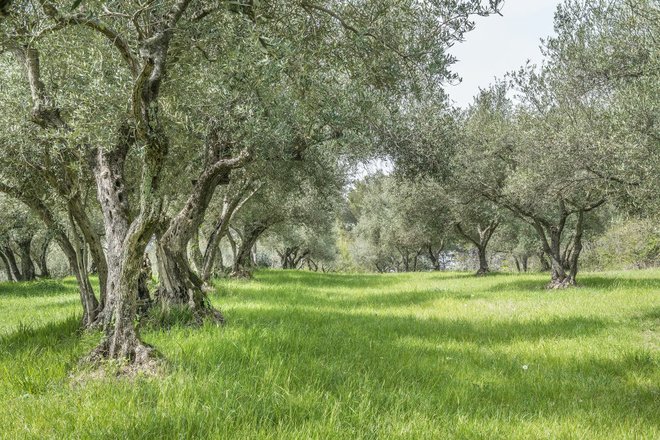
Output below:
[213,283,483,310]
[486,272,660,293]
[0,315,83,360]
[0,279,73,298]
[251,270,471,289]
[222,306,657,426]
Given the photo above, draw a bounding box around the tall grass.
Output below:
[0,270,658,438]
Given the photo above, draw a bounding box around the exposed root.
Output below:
[475,268,489,277]
[82,337,162,377]
[546,277,577,289]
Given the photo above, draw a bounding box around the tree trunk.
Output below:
[154,240,223,323]
[189,228,204,274]
[428,245,442,271]
[16,239,36,281]
[1,246,21,281]
[0,251,14,281]
[91,240,154,364]
[456,221,498,276]
[90,132,156,364]
[231,223,268,278]
[476,245,489,276]
[538,251,551,271]
[36,234,51,278]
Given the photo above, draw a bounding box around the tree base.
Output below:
[83,336,161,376]
[546,277,577,289]
[149,296,225,328]
[475,268,489,276]
[229,268,252,279]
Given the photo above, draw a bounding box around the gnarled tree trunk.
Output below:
[231,222,270,278]
[16,238,36,281]
[36,234,51,278]
[1,246,21,281]
[154,147,249,322]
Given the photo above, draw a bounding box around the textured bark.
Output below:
[155,148,249,319]
[155,240,224,323]
[91,128,157,362]
[189,229,204,274]
[231,223,269,278]
[1,246,22,281]
[36,234,51,278]
[66,195,109,309]
[16,239,36,281]
[201,181,258,282]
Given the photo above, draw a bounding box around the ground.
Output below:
[0,270,658,439]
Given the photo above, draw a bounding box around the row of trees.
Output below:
[0,0,657,367]
[0,0,504,366]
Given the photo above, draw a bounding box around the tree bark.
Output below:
[231,223,269,278]
[154,239,223,322]
[189,228,204,274]
[16,238,36,281]
[154,148,249,320]
[476,245,489,276]
[36,234,51,278]
[0,251,14,282]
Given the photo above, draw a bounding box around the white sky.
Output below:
[446,0,562,108]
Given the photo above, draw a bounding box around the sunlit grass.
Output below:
[1,270,658,438]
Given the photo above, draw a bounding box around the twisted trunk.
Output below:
[155,149,248,321]
[91,141,156,362]
[231,223,269,278]
[36,234,51,278]
[155,239,223,322]
[1,246,22,281]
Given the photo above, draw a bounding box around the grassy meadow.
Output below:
[0,270,658,439]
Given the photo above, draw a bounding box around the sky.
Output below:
[446,0,562,108]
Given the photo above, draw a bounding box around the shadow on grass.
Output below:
[0,279,74,298]
[213,284,484,310]
[486,273,660,293]
[252,270,472,289]
[0,315,83,360]
[216,306,657,427]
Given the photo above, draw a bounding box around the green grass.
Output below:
[0,270,658,439]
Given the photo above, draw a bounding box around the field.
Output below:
[0,270,658,439]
